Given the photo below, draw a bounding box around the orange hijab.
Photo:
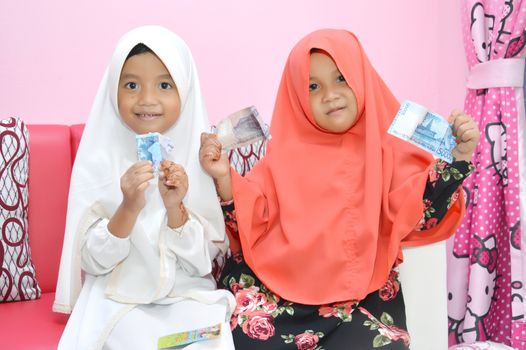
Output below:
[231,29,465,305]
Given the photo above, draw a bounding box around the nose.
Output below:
[138,86,157,106]
[322,87,339,103]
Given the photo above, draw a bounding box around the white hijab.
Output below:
[53,25,226,313]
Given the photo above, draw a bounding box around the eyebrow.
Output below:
[120,73,139,80]
[309,69,342,80]
[158,74,174,80]
[120,73,174,80]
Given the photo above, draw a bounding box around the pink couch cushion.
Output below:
[0,292,68,349]
[0,124,83,349]
[27,125,73,293]
[70,124,85,165]
[0,117,41,302]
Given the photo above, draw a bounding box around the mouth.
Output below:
[135,113,162,121]
[326,106,346,116]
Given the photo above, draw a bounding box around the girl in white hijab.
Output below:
[54,25,235,350]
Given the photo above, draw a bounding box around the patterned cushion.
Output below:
[228,138,267,176]
[226,123,269,175]
[0,117,41,302]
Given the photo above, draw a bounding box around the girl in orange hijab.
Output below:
[200,29,479,349]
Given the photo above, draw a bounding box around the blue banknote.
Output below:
[388,100,457,163]
[136,132,174,170]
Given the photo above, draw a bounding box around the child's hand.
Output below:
[449,110,480,162]
[120,160,154,213]
[159,160,188,209]
[199,133,230,179]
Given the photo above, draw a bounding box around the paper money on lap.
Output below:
[216,106,271,151]
[388,100,456,163]
[158,323,221,349]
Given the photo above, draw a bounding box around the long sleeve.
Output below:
[415,159,475,231]
[81,218,131,275]
[164,214,219,277]
[219,199,241,254]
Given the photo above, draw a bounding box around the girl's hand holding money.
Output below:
[199,133,230,179]
[120,160,155,213]
[108,161,154,238]
[159,160,188,207]
[159,160,189,229]
[199,132,233,201]
[449,110,480,162]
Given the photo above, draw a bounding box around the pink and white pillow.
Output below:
[0,117,41,302]
[227,137,267,176]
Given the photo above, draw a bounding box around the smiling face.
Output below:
[118,51,181,134]
[308,51,358,133]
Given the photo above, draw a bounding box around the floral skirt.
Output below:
[219,253,411,350]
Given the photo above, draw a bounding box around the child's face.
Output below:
[308,52,358,133]
[118,52,181,134]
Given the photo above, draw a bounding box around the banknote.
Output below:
[388,100,457,163]
[216,106,270,151]
[157,323,222,349]
[136,132,174,170]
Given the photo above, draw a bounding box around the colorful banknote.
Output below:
[157,323,222,349]
[216,106,270,151]
[388,100,457,163]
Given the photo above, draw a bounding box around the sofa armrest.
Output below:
[399,241,448,350]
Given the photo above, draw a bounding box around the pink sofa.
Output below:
[0,122,264,349]
[1,123,502,350]
[0,124,84,350]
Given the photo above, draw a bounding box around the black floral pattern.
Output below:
[221,253,410,349]
[415,160,474,230]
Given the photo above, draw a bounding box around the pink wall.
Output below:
[0,1,466,125]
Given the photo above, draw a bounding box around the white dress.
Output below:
[53,26,235,350]
[58,215,235,350]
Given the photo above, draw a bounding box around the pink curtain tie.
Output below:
[466,58,525,89]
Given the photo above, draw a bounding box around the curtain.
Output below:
[447,1,526,348]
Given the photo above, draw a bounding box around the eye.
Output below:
[125,82,138,90]
[309,82,319,92]
[337,74,346,83]
[160,82,173,90]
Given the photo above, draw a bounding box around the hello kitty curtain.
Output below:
[447,0,526,348]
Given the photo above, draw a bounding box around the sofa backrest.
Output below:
[27,124,84,293]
